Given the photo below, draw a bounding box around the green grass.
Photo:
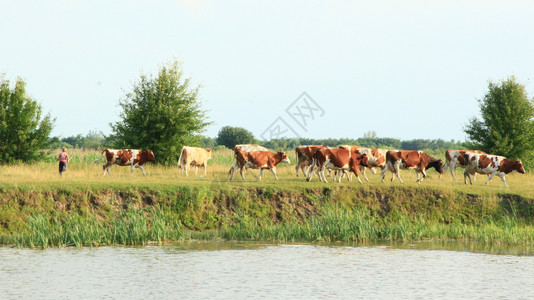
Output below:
[1,149,533,248]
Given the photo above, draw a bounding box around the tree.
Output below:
[62,130,107,149]
[110,60,211,165]
[216,126,256,149]
[464,76,534,166]
[0,77,54,163]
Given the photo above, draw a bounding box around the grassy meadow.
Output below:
[1,148,533,248]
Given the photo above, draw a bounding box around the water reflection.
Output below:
[2,242,534,299]
[168,240,534,256]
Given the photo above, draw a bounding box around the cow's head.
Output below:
[278,151,291,164]
[437,159,445,174]
[516,160,526,174]
[353,152,369,168]
[427,158,445,174]
[206,148,213,159]
[145,150,156,162]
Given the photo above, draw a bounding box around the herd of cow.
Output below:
[99,144,526,187]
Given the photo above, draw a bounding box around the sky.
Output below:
[1,0,533,142]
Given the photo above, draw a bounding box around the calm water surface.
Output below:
[1,242,534,299]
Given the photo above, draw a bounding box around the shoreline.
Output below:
[1,183,534,248]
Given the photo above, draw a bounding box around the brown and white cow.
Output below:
[295,145,328,177]
[178,146,212,176]
[228,144,269,174]
[306,147,370,183]
[101,149,156,176]
[382,150,444,184]
[230,150,290,181]
[444,149,486,180]
[339,145,387,182]
[464,153,525,187]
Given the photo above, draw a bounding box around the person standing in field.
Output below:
[58,147,70,176]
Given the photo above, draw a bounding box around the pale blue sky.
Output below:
[1,0,533,141]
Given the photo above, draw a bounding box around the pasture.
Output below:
[2,148,532,198]
[2,148,534,248]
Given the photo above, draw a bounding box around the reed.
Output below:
[9,209,187,248]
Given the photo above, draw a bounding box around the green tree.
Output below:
[0,77,54,163]
[62,130,107,149]
[216,126,256,149]
[110,60,211,165]
[464,76,534,167]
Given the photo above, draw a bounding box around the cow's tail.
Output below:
[177,147,186,169]
[93,149,107,164]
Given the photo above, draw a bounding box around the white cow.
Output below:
[178,146,212,176]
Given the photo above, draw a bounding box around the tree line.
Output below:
[2,62,533,168]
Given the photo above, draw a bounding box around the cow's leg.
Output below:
[305,165,314,180]
[320,166,328,183]
[318,167,324,182]
[306,160,316,182]
[394,163,403,184]
[271,167,279,180]
[417,168,427,183]
[134,165,146,176]
[360,166,369,182]
[204,164,208,176]
[240,167,246,181]
[258,168,264,181]
[449,162,456,180]
[141,166,147,176]
[356,173,363,184]
[103,163,111,176]
[228,161,236,175]
[304,162,312,177]
[464,169,474,185]
[381,164,388,183]
[345,170,352,182]
[317,166,325,182]
[295,163,300,177]
[499,175,508,187]
[485,173,496,186]
[229,165,236,180]
[184,163,189,176]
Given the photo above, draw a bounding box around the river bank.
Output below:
[1,183,533,248]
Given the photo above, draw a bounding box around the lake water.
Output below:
[1,242,534,299]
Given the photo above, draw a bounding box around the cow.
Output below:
[101,149,156,176]
[178,146,212,176]
[228,144,269,175]
[306,147,370,183]
[339,145,387,182]
[444,149,486,180]
[229,149,290,181]
[464,153,525,187]
[295,145,328,177]
[381,150,444,184]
